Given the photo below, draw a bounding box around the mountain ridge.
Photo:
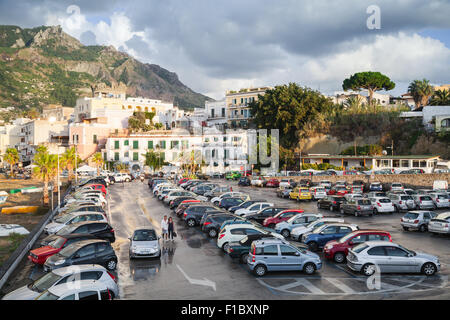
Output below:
[0,25,212,111]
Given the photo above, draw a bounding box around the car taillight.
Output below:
[107,271,117,282]
[230,187,232,191]
[414,219,419,224]
[228,248,234,252]
[184,213,187,217]
[333,201,336,204]
[219,234,225,239]
[436,199,440,202]
[252,247,256,262]
[164,196,168,199]
[377,202,381,207]
[357,206,361,210]
[110,228,115,233]
[204,222,211,226]
[399,201,402,204]
[388,234,392,242]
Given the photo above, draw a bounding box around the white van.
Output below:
[433,180,448,191]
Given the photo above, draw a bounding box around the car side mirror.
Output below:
[295,252,300,256]
[73,254,80,259]
[408,253,414,257]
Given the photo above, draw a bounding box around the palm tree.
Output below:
[143,151,163,173]
[91,152,104,176]
[61,147,79,182]
[343,96,365,111]
[33,146,57,206]
[3,148,19,177]
[408,79,435,109]
[430,89,450,106]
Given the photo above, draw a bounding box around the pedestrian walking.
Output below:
[161,215,169,241]
[168,217,176,242]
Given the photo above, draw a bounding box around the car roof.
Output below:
[48,280,108,296]
[362,240,400,247]
[67,239,108,250]
[133,227,156,232]
[58,233,97,240]
[69,221,110,228]
[350,229,390,235]
[53,264,106,276]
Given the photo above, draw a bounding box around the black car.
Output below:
[192,184,216,195]
[41,221,115,246]
[219,197,245,210]
[44,239,118,272]
[238,177,251,186]
[245,207,288,224]
[317,196,347,211]
[228,200,267,213]
[201,213,235,238]
[78,178,107,188]
[183,205,223,227]
[170,196,197,210]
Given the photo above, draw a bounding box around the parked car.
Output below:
[204,186,233,199]
[412,194,435,210]
[404,188,417,196]
[28,233,97,265]
[113,173,132,183]
[317,196,346,211]
[274,213,323,238]
[265,179,280,188]
[328,185,349,196]
[388,194,416,212]
[44,212,107,235]
[217,224,283,252]
[169,196,197,210]
[369,182,383,192]
[175,200,202,217]
[309,187,327,200]
[219,197,245,210]
[183,205,223,227]
[35,280,115,300]
[163,190,196,204]
[238,177,251,186]
[44,239,118,272]
[262,209,304,228]
[433,180,448,191]
[428,192,450,209]
[366,191,387,199]
[340,198,374,217]
[323,230,391,263]
[276,186,292,198]
[129,228,161,259]
[401,211,437,232]
[347,241,440,276]
[301,223,359,252]
[251,176,266,187]
[368,197,395,214]
[428,212,450,235]
[247,238,322,276]
[210,192,249,205]
[290,218,345,241]
[40,221,115,246]
[244,207,288,225]
[2,264,118,300]
[390,183,405,192]
[235,202,274,217]
[228,199,266,213]
[201,213,235,238]
[289,187,312,201]
[279,179,297,188]
[227,234,279,263]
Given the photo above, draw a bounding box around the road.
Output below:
[2,179,449,300]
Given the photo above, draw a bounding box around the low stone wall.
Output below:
[273,173,450,189]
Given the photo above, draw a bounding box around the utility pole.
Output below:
[57,145,60,207]
[74,135,78,185]
[391,140,394,156]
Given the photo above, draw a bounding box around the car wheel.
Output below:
[281,229,290,238]
[208,228,218,238]
[254,264,267,277]
[125,179,130,182]
[334,252,346,263]
[106,259,117,271]
[308,241,318,252]
[402,226,409,231]
[422,262,437,276]
[187,219,196,227]
[240,253,249,264]
[222,242,229,253]
[361,263,376,276]
[303,262,316,275]
[419,224,427,232]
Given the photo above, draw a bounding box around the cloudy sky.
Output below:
[1,0,449,100]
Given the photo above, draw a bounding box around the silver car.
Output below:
[347,241,440,276]
[129,228,161,259]
[388,194,416,211]
[401,211,436,232]
[412,194,435,210]
[428,193,450,209]
[428,212,450,235]
[1,264,119,300]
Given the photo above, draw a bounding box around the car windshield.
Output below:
[54,214,74,224]
[50,237,67,249]
[420,196,432,201]
[56,224,78,235]
[339,232,357,243]
[315,188,325,192]
[358,200,371,205]
[133,230,157,241]
[401,196,414,200]
[378,198,391,203]
[392,184,402,187]
[58,244,81,258]
[36,291,60,300]
[404,212,419,219]
[352,243,369,253]
[29,271,63,293]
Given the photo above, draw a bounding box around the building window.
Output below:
[114,141,119,149]
[232,99,236,104]
[93,135,98,144]
[124,140,129,146]
[393,160,400,168]
[133,141,139,149]
[419,161,427,168]
[148,141,153,149]
[412,160,419,167]
[211,109,215,118]
[401,160,409,167]
[103,153,107,161]
[114,152,119,161]
[222,108,225,117]
[224,149,228,160]
[133,152,139,161]
[170,141,179,149]
[160,140,166,149]
[125,151,129,158]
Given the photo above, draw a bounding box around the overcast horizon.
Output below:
[1,0,449,100]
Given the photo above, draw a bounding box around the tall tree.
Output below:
[143,151,164,173]
[249,83,334,149]
[408,79,434,109]
[91,152,104,176]
[430,89,450,106]
[61,146,80,182]
[33,146,56,206]
[3,148,19,177]
[342,71,395,107]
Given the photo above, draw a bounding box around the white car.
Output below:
[44,212,107,235]
[368,197,395,214]
[428,193,450,209]
[114,173,132,182]
[319,180,332,189]
[345,193,364,202]
[290,218,345,241]
[162,190,194,204]
[64,196,105,207]
[35,280,114,300]
[217,223,283,252]
[153,184,175,196]
[428,212,450,235]
[210,192,248,205]
[250,177,265,187]
[390,183,404,192]
[0,224,29,237]
[279,179,293,188]
[236,202,274,217]
[310,187,327,200]
[2,265,118,300]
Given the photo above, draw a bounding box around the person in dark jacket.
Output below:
[168,217,176,242]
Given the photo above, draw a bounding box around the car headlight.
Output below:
[54,259,66,265]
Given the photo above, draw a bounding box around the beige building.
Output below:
[434,84,450,91]
[42,105,74,121]
[225,87,272,128]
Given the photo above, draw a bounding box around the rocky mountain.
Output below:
[0,25,211,111]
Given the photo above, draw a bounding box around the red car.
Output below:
[175,200,201,217]
[323,230,392,263]
[84,184,107,195]
[265,179,280,188]
[28,234,97,265]
[328,186,349,196]
[262,209,304,228]
[178,177,190,185]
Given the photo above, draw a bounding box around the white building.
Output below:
[205,100,227,127]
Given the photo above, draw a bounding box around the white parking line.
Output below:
[295,279,325,294]
[325,277,357,294]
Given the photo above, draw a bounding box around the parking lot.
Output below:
[2,178,450,300]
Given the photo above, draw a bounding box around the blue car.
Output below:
[274,213,323,238]
[301,223,359,252]
[369,182,383,192]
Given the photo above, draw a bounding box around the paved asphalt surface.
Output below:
[2,178,450,300]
